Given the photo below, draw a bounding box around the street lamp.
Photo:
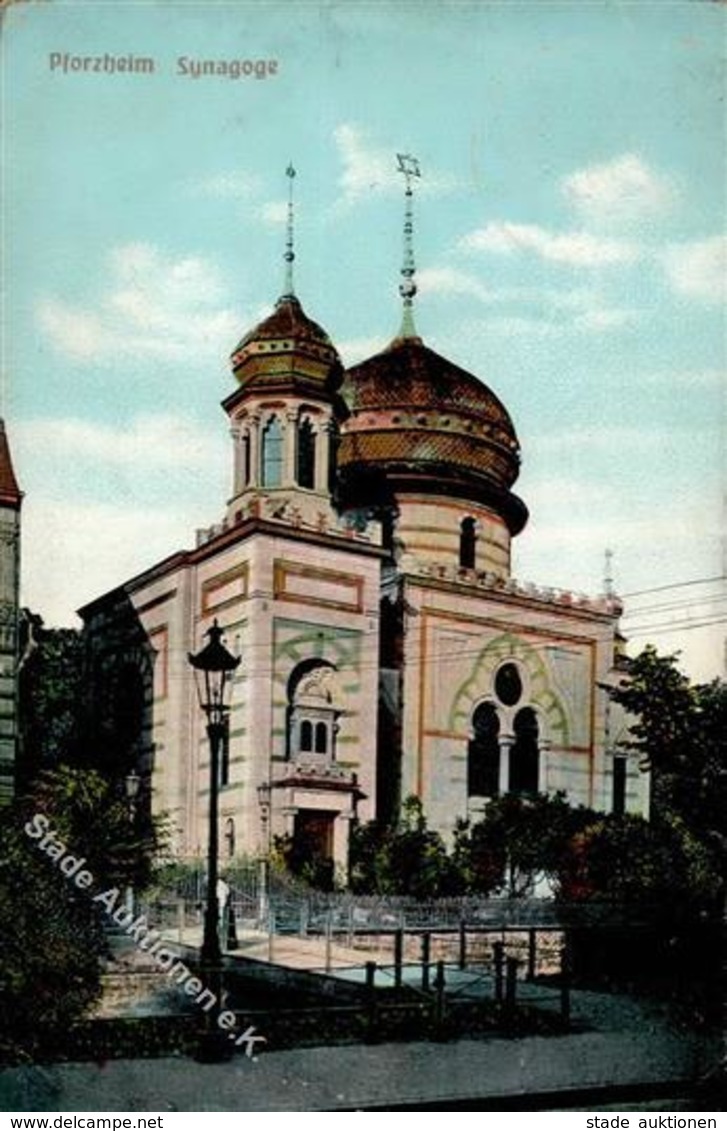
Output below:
[125,768,141,818]
[124,769,141,916]
[188,620,240,971]
[256,781,271,924]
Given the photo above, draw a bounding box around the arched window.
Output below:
[296,418,316,489]
[510,707,539,795]
[241,432,251,487]
[468,702,500,797]
[460,517,476,569]
[261,416,283,487]
[288,661,339,764]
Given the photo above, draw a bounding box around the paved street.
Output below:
[0,1021,720,1112]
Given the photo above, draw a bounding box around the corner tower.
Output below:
[223,167,345,530]
[0,421,22,804]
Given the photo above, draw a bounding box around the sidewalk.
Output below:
[1,928,720,1111]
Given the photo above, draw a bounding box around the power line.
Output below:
[626,615,727,637]
[620,575,726,599]
[622,592,727,619]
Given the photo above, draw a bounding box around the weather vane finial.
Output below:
[396,153,421,339]
[283,163,296,297]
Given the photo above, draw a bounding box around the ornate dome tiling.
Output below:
[229,295,342,396]
[337,337,527,532]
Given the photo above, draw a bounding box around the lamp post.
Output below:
[188,620,240,972]
[125,768,141,817]
[256,781,271,925]
[124,769,141,916]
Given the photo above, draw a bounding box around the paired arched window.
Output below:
[261,416,283,487]
[460,517,476,569]
[468,664,541,799]
[296,418,316,489]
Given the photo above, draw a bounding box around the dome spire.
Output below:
[396,153,421,340]
[282,163,296,298]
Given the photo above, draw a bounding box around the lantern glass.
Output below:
[125,769,141,802]
[188,619,240,725]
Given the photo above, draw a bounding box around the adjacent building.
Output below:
[0,422,22,804]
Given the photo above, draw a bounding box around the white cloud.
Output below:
[662,235,727,303]
[418,268,635,332]
[17,413,222,474]
[36,301,107,361]
[418,266,492,303]
[571,307,638,331]
[258,200,289,226]
[186,170,262,200]
[529,424,670,456]
[20,497,204,626]
[460,221,640,267]
[337,335,389,366]
[38,244,241,364]
[640,367,725,389]
[524,475,614,511]
[332,123,457,208]
[561,154,676,225]
[446,298,638,344]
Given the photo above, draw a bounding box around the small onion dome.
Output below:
[338,338,527,534]
[229,295,343,398]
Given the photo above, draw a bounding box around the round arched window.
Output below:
[494,662,522,706]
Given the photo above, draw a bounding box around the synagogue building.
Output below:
[79,168,644,876]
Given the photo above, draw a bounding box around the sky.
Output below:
[2,0,725,680]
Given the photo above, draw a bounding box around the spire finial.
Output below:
[283,163,296,298]
[604,548,615,598]
[396,153,421,339]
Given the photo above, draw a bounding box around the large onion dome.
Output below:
[337,337,528,534]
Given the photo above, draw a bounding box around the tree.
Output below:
[18,617,86,783]
[0,802,105,1060]
[608,647,727,897]
[558,811,720,908]
[0,764,168,1059]
[350,796,457,898]
[454,793,595,898]
[28,764,167,891]
[609,648,726,818]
